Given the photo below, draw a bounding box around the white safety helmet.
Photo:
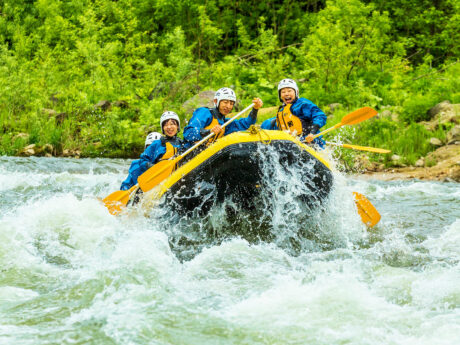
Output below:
[278,78,299,102]
[214,87,237,108]
[144,132,162,148]
[160,111,180,134]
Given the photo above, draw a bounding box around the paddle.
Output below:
[138,103,255,193]
[326,141,391,154]
[103,185,138,215]
[311,106,378,140]
[102,103,255,215]
[353,192,381,227]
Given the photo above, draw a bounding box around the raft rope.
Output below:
[248,125,272,145]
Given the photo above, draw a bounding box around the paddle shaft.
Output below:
[180,103,255,159]
[137,103,255,192]
[104,104,254,213]
[312,123,339,139]
[326,141,391,154]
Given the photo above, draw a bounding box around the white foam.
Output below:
[0,194,119,271]
[423,219,460,257]
[0,286,39,306]
[411,264,460,309]
[1,155,460,345]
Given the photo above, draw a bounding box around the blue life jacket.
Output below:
[120,136,183,190]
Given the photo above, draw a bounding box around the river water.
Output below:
[1,156,459,345]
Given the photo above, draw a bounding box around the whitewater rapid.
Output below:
[1,156,459,344]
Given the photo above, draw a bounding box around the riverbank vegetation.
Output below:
[1,0,458,165]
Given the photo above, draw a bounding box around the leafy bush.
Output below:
[0,0,457,163]
[400,93,440,123]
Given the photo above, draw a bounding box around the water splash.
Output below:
[1,156,459,344]
[138,143,368,260]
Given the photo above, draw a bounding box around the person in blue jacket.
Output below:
[261,78,327,147]
[120,111,183,190]
[183,87,263,146]
[143,131,163,149]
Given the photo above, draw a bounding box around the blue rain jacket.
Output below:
[183,107,258,145]
[120,136,183,190]
[261,97,326,147]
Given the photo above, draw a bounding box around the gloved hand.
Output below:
[304,124,320,143]
[249,108,259,120]
[310,124,320,134]
[200,128,211,137]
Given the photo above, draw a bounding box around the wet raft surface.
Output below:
[152,140,334,260]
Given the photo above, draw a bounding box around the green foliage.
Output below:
[293,0,407,106]
[350,118,446,165]
[400,94,439,123]
[365,0,459,65]
[425,156,437,167]
[0,0,457,163]
[0,134,18,156]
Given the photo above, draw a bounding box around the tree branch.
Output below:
[346,38,367,82]
[237,42,302,62]
[411,60,458,82]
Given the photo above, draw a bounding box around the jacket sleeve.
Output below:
[300,100,326,128]
[261,117,277,130]
[183,108,212,142]
[224,108,258,135]
[124,142,164,186]
[120,159,140,190]
[119,158,148,190]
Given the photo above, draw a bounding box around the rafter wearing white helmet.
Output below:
[214,87,237,108]
[278,78,299,102]
[120,113,183,191]
[144,132,162,149]
[160,111,181,134]
[183,87,262,143]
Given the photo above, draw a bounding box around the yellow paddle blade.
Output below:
[326,141,391,154]
[137,103,254,193]
[313,107,378,139]
[138,158,177,192]
[353,192,381,228]
[341,143,391,153]
[102,185,137,215]
[341,107,378,125]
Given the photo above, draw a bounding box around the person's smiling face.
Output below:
[163,119,178,137]
[217,99,235,115]
[280,88,296,104]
